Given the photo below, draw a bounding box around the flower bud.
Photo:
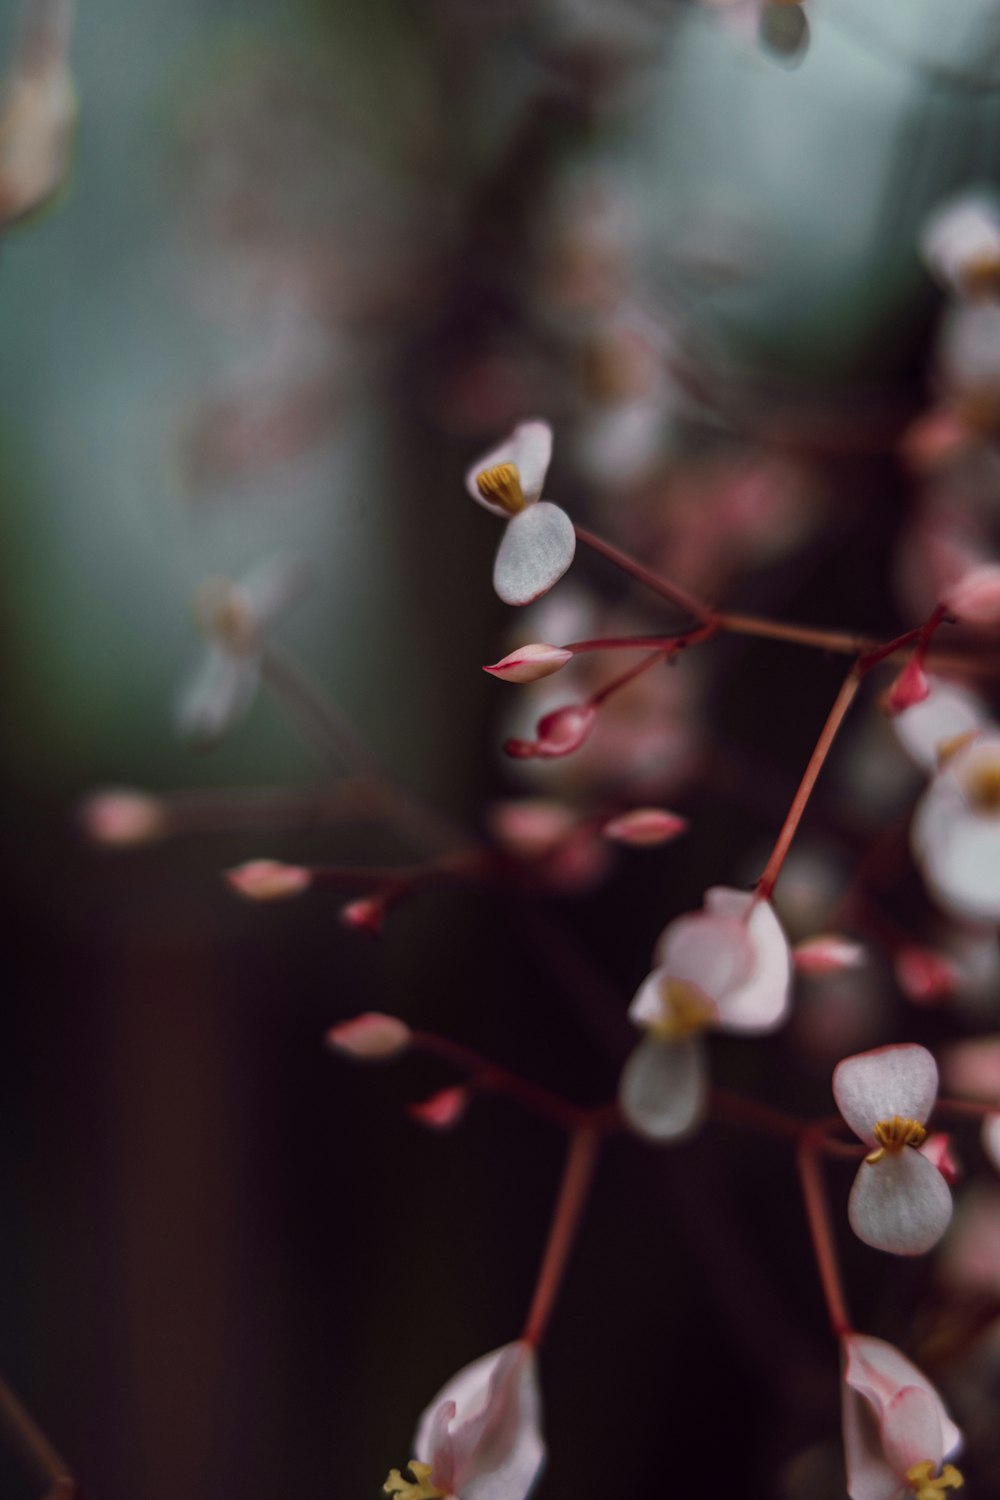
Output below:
[78,789,167,846]
[487,799,576,858]
[941,562,1000,626]
[339,895,385,935]
[325,1013,412,1060]
[602,807,688,846]
[793,934,866,975]
[407,1085,469,1129]
[921,1132,960,1185]
[534,702,595,758]
[895,946,958,1005]
[224,859,311,902]
[483,643,573,684]
[881,658,930,716]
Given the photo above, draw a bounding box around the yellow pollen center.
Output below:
[906,1460,964,1499]
[475,462,526,516]
[865,1115,927,1165]
[195,578,256,652]
[965,758,1000,815]
[383,1460,447,1500]
[649,978,715,1040]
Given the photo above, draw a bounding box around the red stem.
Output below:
[522,1124,602,1347]
[935,1095,1000,1120]
[409,1032,591,1132]
[0,1372,76,1496]
[796,1134,852,1339]
[574,524,714,622]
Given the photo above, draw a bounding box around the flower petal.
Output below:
[240,552,312,629]
[915,801,1000,923]
[618,1034,707,1142]
[465,421,553,514]
[175,646,259,746]
[492,503,576,607]
[414,1342,544,1500]
[881,1386,944,1479]
[848,1148,953,1255]
[833,1045,939,1146]
[707,890,792,1033]
[841,1379,905,1500]
[893,676,986,773]
[843,1335,962,1462]
[655,909,754,1000]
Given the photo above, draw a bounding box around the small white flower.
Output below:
[841,1333,963,1500]
[465,422,575,607]
[912,730,1000,922]
[921,192,1000,299]
[834,1045,953,1256]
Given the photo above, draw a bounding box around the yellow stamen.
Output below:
[195,578,256,651]
[965,757,1000,815]
[935,730,978,767]
[475,462,526,516]
[865,1115,927,1165]
[649,978,715,1040]
[383,1460,447,1500]
[906,1459,964,1499]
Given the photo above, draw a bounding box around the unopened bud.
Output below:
[534,702,595,759]
[407,1085,469,1130]
[602,808,688,847]
[793,935,866,975]
[225,859,311,902]
[484,643,573,684]
[921,1132,960,1185]
[942,563,1000,627]
[882,658,931,717]
[895,946,958,1005]
[339,895,385,935]
[487,799,576,858]
[78,789,167,846]
[325,1012,412,1060]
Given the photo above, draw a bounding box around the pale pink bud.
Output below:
[941,562,1000,626]
[881,658,930,716]
[224,859,311,902]
[78,789,167,846]
[483,643,573,683]
[602,807,688,846]
[339,895,385,935]
[534,702,595,758]
[325,1012,412,1060]
[407,1085,469,1130]
[921,1132,960,1185]
[894,946,958,1005]
[793,934,866,975]
[503,736,537,759]
[900,406,970,471]
[487,799,576,858]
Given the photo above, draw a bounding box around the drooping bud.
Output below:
[483,643,573,683]
[534,702,595,758]
[793,934,866,975]
[407,1085,469,1130]
[882,658,931,716]
[78,788,167,846]
[339,895,386,935]
[224,859,312,902]
[325,1013,412,1060]
[602,807,688,846]
[895,947,958,1006]
[941,562,1000,627]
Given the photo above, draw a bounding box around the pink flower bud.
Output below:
[78,789,167,846]
[793,934,866,975]
[942,562,1000,626]
[224,859,312,902]
[534,702,595,758]
[407,1085,469,1130]
[602,807,688,846]
[881,658,930,716]
[483,643,573,683]
[921,1132,960,1185]
[487,799,576,858]
[325,1013,412,1060]
[339,895,385,935]
[900,406,970,471]
[503,737,538,759]
[894,946,958,1005]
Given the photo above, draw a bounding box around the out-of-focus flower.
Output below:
[0,0,76,229]
[894,948,959,1007]
[224,859,311,902]
[484,644,573,684]
[384,1341,544,1500]
[921,193,1000,300]
[601,807,688,846]
[486,800,578,860]
[176,554,310,746]
[938,300,1000,433]
[78,789,167,846]
[407,1086,470,1132]
[892,676,988,774]
[619,888,791,1141]
[942,1035,1000,1172]
[911,730,1000,922]
[941,563,1000,627]
[841,1333,963,1500]
[326,1013,412,1060]
[833,1045,952,1255]
[464,422,575,607]
[793,934,866,976]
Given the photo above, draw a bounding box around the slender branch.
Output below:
[574,525,714,622]
[935,1095,1000,1120]
[522,1124,602,1347]
[0,1372,77,1497]
[409,1032,593,1132]
[796,1134,852,1339]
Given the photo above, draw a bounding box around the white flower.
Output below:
[464,422,575,607]
[834,1045,953,1256]
[892,675,988,774]
[384,1341,544,1500]
[921,192,1000,299]
[619,887,791,1142]
[911,730,1000,922]
[841,1333,963,1500]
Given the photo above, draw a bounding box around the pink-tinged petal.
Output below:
[942,562,1000,627]
[484,644,573,683]
[601,808,688,846]
[881,1386,944,1479]
[893,676,986,773]
[408,1085,470,1131]
[833,1045,939,1146]
[843,1335,962,1472]
[493,503,576,607]
[841,1379,905,1500]
[882,659,930,717]
[706,890,792,1033]
[794,935,867,975]
[848,1148,953,1255]
[465,421,553,514]
[175,645,259,746]
[983,1113,1000,1172]
[655,911,754,1001]
[325,1013,411,1060]
[618,1034,707,1142]
[415,1342,544,1500]
[225,859,311,902]
[921,1133,959,1186]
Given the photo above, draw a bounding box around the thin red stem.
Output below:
[756,668,862,901]
[574,524,714,622]
[409,1032,590,1132]
[935,1095,1000,1120]
[0,1372,76,1497]
[522,1124,602,1347]
[589,650,668,708]
[796,1133,852,1339]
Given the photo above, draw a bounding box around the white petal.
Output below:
[843,1335,962,1462]
[465,421,553,514]
[881,1386,944,1479]
[415,1342,544,1500]
[841,1381,906,1500]
[894,677,988,772]
[848,1149,953,1256]
[983,1114,1000,1172]
[618,1035,707,1142]
[240,552,311,629]
[834,1045,939,1146]
[916,799,1000,923]
[175,647,259,746]
[655,909,753,999]
[710,891,792,1033]
[493,504,575,607]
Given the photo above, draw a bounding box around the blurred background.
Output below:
[3,0,1000,1496]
